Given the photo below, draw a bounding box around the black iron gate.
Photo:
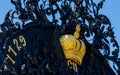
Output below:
[0,0,119,75]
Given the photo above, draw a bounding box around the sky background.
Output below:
[0,0,120,74]
[0,0,120,45]
[102,0,120,45]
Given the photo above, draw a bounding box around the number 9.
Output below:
[19,35,26,46]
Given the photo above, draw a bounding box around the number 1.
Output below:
[8,45,17,56]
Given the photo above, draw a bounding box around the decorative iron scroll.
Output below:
[0,0,119,75]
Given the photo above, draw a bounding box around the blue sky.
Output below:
[102,0,120,45]
[0,0,119,45]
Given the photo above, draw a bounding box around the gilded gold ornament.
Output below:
[60,25,86,66]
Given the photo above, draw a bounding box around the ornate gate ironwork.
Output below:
[0,0,119,75]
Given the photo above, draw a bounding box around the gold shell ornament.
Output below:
[60,25,86,71]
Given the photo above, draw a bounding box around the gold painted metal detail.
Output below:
[8,45,17,56]
[67,60,78,72]
[60,25,86,70]
[6,35,26,65]
[13,39,22,51]
[74,25,81,39]
[6,54,15,64]
[19,35,26,47]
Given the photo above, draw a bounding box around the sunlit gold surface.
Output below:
[60,25,86,66]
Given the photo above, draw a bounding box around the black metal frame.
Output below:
[0,0,119,75]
